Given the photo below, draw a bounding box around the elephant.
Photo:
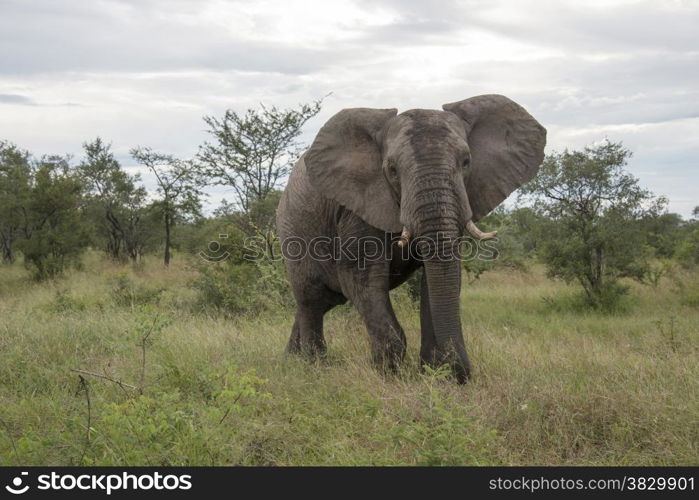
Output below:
[276,94,546,382]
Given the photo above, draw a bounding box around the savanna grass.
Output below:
[0,253,696,465]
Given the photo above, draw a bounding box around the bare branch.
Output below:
[138,316,158,395]
[74,375,92,465]
[70,368,138,391]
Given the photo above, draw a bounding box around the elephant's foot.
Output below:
[285,319,301,354]
[370,328,407,374]
[419,346,439,372]
[419,345,471,383]
[285,338,301,355]
[286,308,328,360]
[285,337,327,359]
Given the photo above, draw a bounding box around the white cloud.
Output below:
[0,0,697,216]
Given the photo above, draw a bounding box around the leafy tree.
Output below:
[197,100,323,213]
[120,199,160,262]
[675,206,699,267]
[519,141,665,309]
[641,211,684,258]
[212,198,237,218]
[78,138,149,261]
[241,190,283,258]
[508,207,548,255]
[0,141,32,263]
[461,206,530,282]
[20,156,88,279]
[130,147,202,266]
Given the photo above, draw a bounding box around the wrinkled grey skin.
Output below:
[277,95,546,382]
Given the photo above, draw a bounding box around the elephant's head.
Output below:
[305,95,546,382]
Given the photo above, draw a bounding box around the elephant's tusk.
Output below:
[466,220,498,240]
[397,226,411,247]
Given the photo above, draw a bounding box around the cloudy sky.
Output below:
[1,0,697,216]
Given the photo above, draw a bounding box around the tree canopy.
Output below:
[519,140,666,308]
[197,100,323,213]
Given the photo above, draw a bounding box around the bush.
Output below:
[585,280,631,312]
[109,273,164,307]
[405,268,422,303]
[22,233,87,280]
[681,289,699,308]
[675,229,699,268]
[51,289,87,312]
[462,208,530,282]
[519,141,664,310]
[540,281,632,314]
[192,258,293,315]
[85,365,269,465]
[19,157,88,280]
[381,367,499,465]
[669,269,699,309]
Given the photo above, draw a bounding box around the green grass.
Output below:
[0,252,697,465]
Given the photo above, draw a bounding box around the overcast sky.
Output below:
[1,0,697,216]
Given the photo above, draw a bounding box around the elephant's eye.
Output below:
[462,156,471,169]
[387,161,398,178]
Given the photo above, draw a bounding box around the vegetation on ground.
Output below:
[1,254,696,465]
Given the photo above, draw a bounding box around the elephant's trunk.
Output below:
[402,161,471,382]
[422,245,471,383]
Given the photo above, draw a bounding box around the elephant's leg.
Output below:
[286,301,330,358]
[349,287,407,373]
[419,269,439,369]
[285,316,301,354]
[286,280,344,358]
[334,211,406,371]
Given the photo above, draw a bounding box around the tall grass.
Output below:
[0,252,697,465]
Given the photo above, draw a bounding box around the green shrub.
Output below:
[462,208,531,282]
[19,157,89,280]
[541,281,632,314]
[381,367,499,465]
[50,289,87,312]
[588,281,631,312]
[192,258,293,315]
[668,269,699,308]
[675,232,699,268]
[85,365,269,465]
[109,273,164,307]
[405,268,422,303]
[681,289,699,308]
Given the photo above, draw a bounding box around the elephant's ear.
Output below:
[443,95,546,221]
[305,107,401,232]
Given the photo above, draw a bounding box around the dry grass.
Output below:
[0,253,697,465]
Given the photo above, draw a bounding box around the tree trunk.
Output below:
[1,236,13,264]
[164,211,171,266]
[586,244,605,307]
[106,209,124,261]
